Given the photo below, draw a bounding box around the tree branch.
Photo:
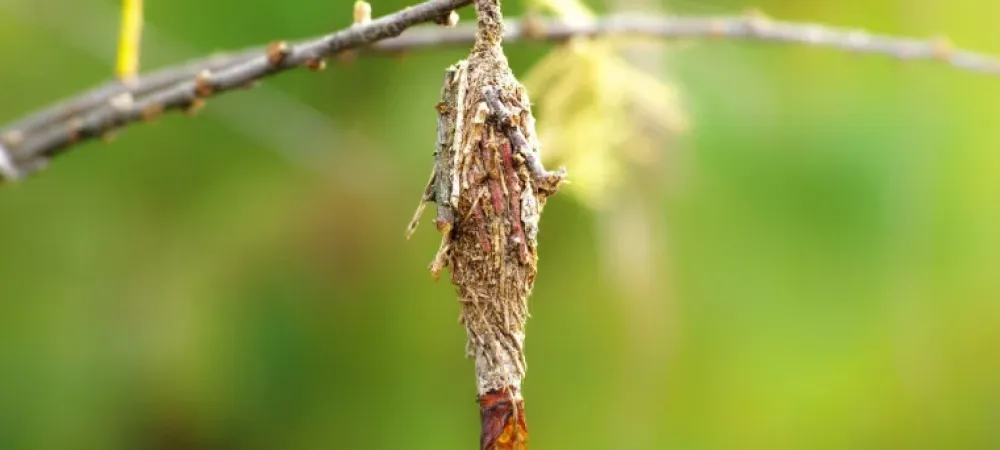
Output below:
[0,0,474,181]
[4,7,1000,181]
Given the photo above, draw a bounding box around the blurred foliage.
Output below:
[527,40,689,205]
[1,0,999,449]
[525,0,688,206]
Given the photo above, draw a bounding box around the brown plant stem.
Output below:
[3,9,999,181]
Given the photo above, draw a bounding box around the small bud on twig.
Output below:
[265,41,291,67]
[353,1,372,26]
[434,10,460,27]
[709,19,726,39]
[931,35,953,60]
[194,70,214,97]
[521,13,544,40]
[304,57,327,71]
[109,93,134,112]
[744,8,771,35]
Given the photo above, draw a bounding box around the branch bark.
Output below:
[2,6,999,182]
[0,0,474,181]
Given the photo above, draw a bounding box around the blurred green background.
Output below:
[1,0,999,449]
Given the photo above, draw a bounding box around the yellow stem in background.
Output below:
[116,0,143,81]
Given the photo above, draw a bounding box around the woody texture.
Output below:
[408,0,564,448]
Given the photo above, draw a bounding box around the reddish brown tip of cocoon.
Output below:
[479,389,528,450]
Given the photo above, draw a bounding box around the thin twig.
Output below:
[0,0,473,179]
[1,0,355,172]
[4,9,1000,181]
[0,53,249,144]
[385,12,999,71]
